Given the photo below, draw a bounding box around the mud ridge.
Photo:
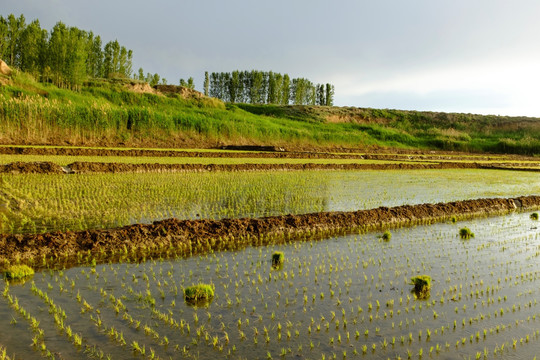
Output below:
[0,161,500,174]
[0,146,533,162]
[1,195,539,267]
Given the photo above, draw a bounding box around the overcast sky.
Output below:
[4,0,540,116]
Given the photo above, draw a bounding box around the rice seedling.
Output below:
[459,227,474,239]
[2,168,540,235]
[410,275,432,299]
[272,252,284,267]
[530,212,539,220]
[184,283,215,303]
[3,264,34,280]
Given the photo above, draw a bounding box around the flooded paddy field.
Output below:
[2,169,540,234]
[2,212,540,359]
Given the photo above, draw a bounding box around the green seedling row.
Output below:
[2,168,540,234]
[1,213,540,359]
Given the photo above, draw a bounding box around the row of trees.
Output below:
[204,70,335,106]
[0,14,136,89]
[0,14,337,105]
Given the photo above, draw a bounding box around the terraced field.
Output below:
[1,146,540,359]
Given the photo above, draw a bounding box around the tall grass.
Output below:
[3,71,540,153]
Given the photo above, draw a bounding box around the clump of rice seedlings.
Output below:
[381,230,392,241]
[272,252,284,267]
[530,212,539,220]
[459,227,474,239]
[410,275,431,299]
[184,283,215,304]
[4,264,34,280]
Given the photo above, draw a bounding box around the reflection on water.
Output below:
[1,213,540,359]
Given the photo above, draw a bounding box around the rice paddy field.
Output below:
[2,169,540,234]
[2,213,540,359]
[2,148,540,359]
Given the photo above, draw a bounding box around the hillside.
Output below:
[1,70,540,155]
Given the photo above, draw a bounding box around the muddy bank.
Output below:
[0,145,532,162]
[2,160,539,174]
[68,161,488,173]
[1,195,539,268]
[0,161,495,174]
[0,161,67,174]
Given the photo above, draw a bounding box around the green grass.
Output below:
[4,264,35,279]
[3,71,540,154]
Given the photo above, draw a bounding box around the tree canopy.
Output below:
[0,13,135,89]
[208,70,334,106]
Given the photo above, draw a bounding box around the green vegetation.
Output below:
[4,72,540,154]
[208,70,334,106]
[4,264,34,279]
[271,251,284,266]
[2,169,540,235]
[381,230,392,241]
[530,212,539,220]
[410,275,432,298]
[0,13,144,89]
[459,227,475,239]
[3,214,539,359]
[184,283,215,302]
[3,14,540,153]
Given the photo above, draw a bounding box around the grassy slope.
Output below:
[2,71,540,154]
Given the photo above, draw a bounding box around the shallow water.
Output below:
[2,168,540,234]
[2,212,540,359]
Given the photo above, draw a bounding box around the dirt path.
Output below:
[1,195,538,269]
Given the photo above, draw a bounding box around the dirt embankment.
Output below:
[0,161,496,174]
[0,161,67,174]
[67,161,487,174]
[0,146,533,162]
[1,195,539,268]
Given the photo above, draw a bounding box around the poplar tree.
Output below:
[203,71,209,96]
[325,83,335,106]
[6,14,25,67]
[281,74,290,105]
[19,19,45,77]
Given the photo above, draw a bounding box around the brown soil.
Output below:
[1,195,538,268]
[154,85,205,99]
[0,145,534,162]
[67,161,488,174]
[0,161,66,174]
[0,59,11,76]
[1,160,538,175]
[0,161,495,174]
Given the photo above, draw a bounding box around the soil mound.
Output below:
[125,81,157,94]
[1,195,539,267]
[0,60,11,76]
[0,161,65,174]
[154,85,205,99]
